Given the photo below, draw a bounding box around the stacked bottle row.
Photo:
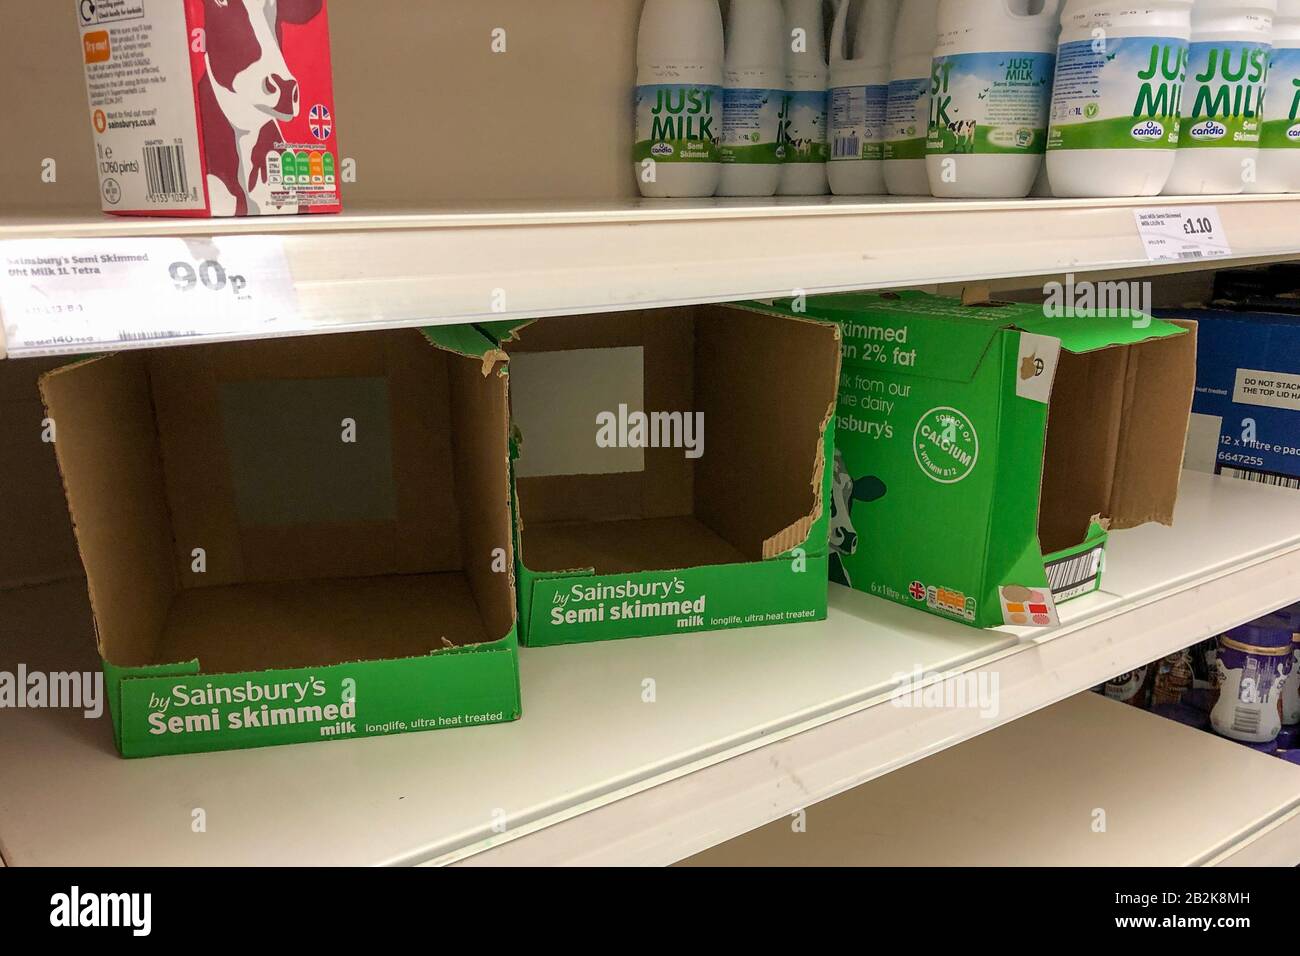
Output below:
[636,0,1300,199]
[1100,602,1300,761]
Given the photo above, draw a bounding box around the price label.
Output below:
[0,235,299,356]
[1133,205,1231,262]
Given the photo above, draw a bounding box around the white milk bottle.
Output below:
[778,0,831,194]
[635,0,725,198]
[720,0,787,196]
[927,0,1064,198]
[1248,0,1300,192]
[1030,10,1063,194]
[1163,0,1276,195]
[885,0,941,194]
[1277,605,1300,725]
[1211,619,1295,744]
[1047,0,1193,197]
[828,0,899,194]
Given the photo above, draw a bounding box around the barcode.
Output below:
[1232,706,1260,734]
[117,329,200,343]
[144,144,189,201]
[1221,466,1300,490]
[833,135,861,158]
[1044,545,1104,597]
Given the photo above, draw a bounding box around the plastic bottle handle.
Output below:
[1003,0,1064,23]
[830,0,853,63]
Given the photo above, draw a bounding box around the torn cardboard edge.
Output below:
[446,306,841,647]
[427,308,839,578]
[743,290,1196,629]
[790,291,1192,546]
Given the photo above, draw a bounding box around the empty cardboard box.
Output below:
[429,307,841,646]
[744,291,1197,629]
[40,329,519,757]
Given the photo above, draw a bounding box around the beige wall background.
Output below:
[0,0,644,214]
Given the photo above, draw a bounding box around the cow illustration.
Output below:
[948,119,977,153]
[828,449,886,588]
[199,0,325,215]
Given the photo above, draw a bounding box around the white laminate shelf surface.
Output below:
[0,472,1297,866]
[683,691,1300,867]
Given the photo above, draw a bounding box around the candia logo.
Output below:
[651,142,675,157]
[1189,120,1227,141]
[1288,123,1300,141]
[1130,120,1165,140]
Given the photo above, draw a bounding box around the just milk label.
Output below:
[779,90,830,163]
[829,83,888,161]
[721,87,783,163]
[1180,41,1271,148]
[635,83,724,163]
[885,76,931,161]
[1048,37,1189,151]
[927,51,1055,155]
[1260,47,1300,149]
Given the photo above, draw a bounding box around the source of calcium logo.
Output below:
[913,406,978,484]
[50,886,151,936]
[1189,119,1227,140]
[1131,120,1166,140]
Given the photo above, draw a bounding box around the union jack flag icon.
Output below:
[309,104,333,140]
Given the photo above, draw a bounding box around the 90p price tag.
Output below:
[0,235,300,356]
[1134,205,1232,262]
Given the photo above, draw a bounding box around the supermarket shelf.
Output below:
[3,193,1300,358]
[0,472,1298,866]
[681,692,1300,867]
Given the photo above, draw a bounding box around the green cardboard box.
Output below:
[742,291,1196,629]
[428,307,841,646]
[40,329,521,757]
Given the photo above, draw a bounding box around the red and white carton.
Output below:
[77,0,342,217]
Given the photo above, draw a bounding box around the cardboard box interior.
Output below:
[0,359,82,589]
[39,329,515,674]
[507,307,838,574]
[1038,323,1197,554]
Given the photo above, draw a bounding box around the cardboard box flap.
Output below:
[0,359,82,589]
[1038,321,1196,549]
[1012,313,1189,354]
[695,305,838,561]
[1107,320,1197,530]
[476,319,535,345]
[419,320,536,369]
[39,353,177,667]
[420,324,510,372]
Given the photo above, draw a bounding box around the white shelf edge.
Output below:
[678,693,1300,867]
[0,193,1292,237]
[5,194,1300,359]
[442,536,1300,866]
[1202,804,1300,866]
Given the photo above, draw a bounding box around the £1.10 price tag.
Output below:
[1133,205,1232,262]
[0,235,300,356]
